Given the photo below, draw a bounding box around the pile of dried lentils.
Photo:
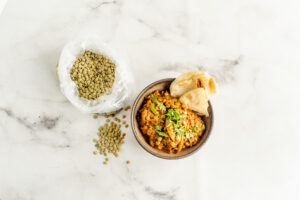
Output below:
[70,50,116,100]
[69,50,131,165]
[92,106,131,165]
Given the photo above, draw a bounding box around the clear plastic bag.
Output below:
[57,36,133,114]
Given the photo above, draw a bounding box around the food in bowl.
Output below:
[137,90,206,154]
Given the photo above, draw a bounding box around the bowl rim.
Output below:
[131,78,214,160]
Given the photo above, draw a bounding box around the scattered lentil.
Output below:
[106,119,110,123]
[70,50,116,100]
[122,114,126,118]
[93,114,98,119]
[122,121,126,124]
[126,160,131,164]
[125,124,129,128]
[93,151,98,155]
[93,121,125,160]
[124,106,131,111]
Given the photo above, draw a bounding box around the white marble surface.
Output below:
[0,0,300,199]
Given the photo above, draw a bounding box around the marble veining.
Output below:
[0,108,61,131]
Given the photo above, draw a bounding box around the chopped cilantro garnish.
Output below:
[201,124,205,130]
[193,126,198,132]
[157,131,169,137]
[151,96,157,103]
[154,124,168,137]
[157,102,166,112]
[151,104,157,115]
[186,133,194,139]
[155,124,160,131]
[159,115,166,119]
[166,121,173,127]
[165,109,181,121]
[176,126,186,136]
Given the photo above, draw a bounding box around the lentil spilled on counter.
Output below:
[92,106,131,165]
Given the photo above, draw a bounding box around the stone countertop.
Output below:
[0,0,299,199]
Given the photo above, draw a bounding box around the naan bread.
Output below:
[170,72,197,97]
[180,88,209,116]
[170,71,217,97]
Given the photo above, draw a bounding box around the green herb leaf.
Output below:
[167,121,173,127]
[154,124,168,137]
[174,125,186,136]
[174,110,181,121]
[151,96,157,103]
[193,126,198,132]
[157,102,166,112]
[186,133,194,139]
[156,130,169,137]
[176,135,181,141]
[201,124,205,130]
[151,104,157,115]
[158,115,166,119]
[165,109,181,121]
[154,124,160,131]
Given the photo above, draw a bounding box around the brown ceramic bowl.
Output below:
[131,78,213,159]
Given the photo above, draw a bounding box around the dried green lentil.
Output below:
[122,114,126,118]
[93,121,125,160]
[124,106,131,111]
[70,50,116,100]
[93,114,98,119]
[126,160,131,164]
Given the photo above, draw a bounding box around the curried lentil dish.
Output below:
[137,90,206,153]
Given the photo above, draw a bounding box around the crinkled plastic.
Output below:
[57,37,133,114]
